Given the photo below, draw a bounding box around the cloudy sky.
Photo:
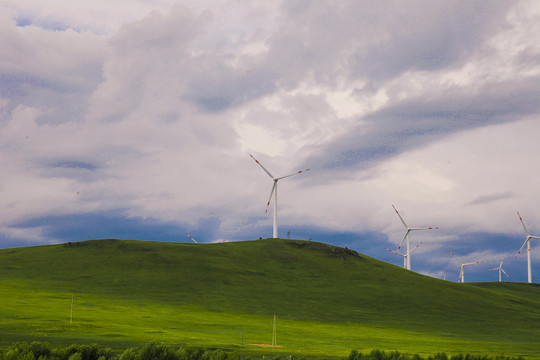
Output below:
[2,0,540,282]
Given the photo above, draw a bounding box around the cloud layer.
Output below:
[2,0,540,282]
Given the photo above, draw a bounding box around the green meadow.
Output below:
[0,239,539,358]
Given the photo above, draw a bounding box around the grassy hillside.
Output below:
[1,239,539,358]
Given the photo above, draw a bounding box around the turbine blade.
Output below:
[277,168,311,180]
[386,247,405,257]
[250,154,274,179]
[515,237,530,258]
[396,230,409,251]
[450,250,463,265]
[265,181,277,214]
[392,205,408,228]
[501,268,509,278]
[410,227,439,231]
[517,211,530,236]
[408,242,423,254]
[185,232,198,244]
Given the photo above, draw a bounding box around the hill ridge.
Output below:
[1,238,539,356]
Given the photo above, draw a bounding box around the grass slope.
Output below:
[1,239,539,358]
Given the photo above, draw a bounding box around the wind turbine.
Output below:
[489,258,509,282]
[185,232,198,244]
[392,205,438,271]
[450,250,482,283]
[250,154,310,239]
[386,247,406,268]
[385,242,423,269]
[515,211,540,283]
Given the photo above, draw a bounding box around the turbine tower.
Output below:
[450,250,482,283]
[393,205,438,271]
[489,258,509,282]
[250,154,310,239]
[515,211,540,283]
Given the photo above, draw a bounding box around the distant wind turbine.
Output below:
[385,242,423,269]
[250,154,310,239]
[185,232,198,244]
[515,211,540,283]
[450,250,482,283]
[489,258,509,282]
[392,205,438,271]
[386,247,407,268]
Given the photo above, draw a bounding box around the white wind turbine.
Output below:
[450,250,482,283]
[385,242,423,269]
[393,205,438,271]
[515,211,540,283]
[250,154,310,239]
[489,258,509,282]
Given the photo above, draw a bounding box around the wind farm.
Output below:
[3,2,540,359]
[0,153,539,358]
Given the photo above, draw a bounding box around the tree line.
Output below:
[0,342,528,360]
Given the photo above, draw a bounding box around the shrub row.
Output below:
[0,343,250,360]
[348,350,525,360]
[0,342,528,360]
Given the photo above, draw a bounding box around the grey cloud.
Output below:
[267,1,513,84]
[0,14,106,125]
[95,1,516,118]
[305,75,540,170]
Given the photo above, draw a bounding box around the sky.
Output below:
[1,0,540,283]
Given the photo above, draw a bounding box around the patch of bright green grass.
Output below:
[0,239,539,358]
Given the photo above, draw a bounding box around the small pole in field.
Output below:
[272,313,277,346]
[70,294,74,324]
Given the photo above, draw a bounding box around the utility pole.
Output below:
[272,313,277,346]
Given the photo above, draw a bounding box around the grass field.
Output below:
[1,239,539,358]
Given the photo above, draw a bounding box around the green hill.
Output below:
[1,239,539,358]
